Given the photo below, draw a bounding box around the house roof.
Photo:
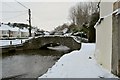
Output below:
[11,27,20,31]
[0,24,12,30]
[0,24,19,31]
[20,28,29,32]
[0,24,35,33]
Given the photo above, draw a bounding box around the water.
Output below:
[2,49,68,79]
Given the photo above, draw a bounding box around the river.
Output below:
[2,49,69,79]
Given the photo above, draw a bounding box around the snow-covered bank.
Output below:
[47,45,70,51]
[0,39,28,47]
[39,43,117,78]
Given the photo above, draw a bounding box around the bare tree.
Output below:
[69,2,100,43]
[69,2,98,27]
[69,6,77,24]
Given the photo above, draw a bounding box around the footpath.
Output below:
[39,43,118,78]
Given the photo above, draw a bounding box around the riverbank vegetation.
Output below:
[54,2,100,43]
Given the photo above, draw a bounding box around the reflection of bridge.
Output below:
[22,36,81,50]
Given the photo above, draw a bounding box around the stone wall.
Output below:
[23,36,81,51]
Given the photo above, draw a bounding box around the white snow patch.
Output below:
[20,28,29,32]
[62,28,68,34]
[10,27,19,32]
[39,43,118,78]
[0,39,28,46]
[0,24,12,30]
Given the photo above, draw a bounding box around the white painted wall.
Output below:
[12,31,20,38]
[0,30,9,37]
[21,32,29,37]
[95,2,113,71]
[11,27,21,38]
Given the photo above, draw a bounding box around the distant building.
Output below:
[43,31,50,35]
[31,30,35,37]
[11,27,21,38]
[20,28,29,37]
[0,24,11,38]
[0,24,35,38]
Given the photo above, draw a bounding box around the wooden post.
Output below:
[28,9,32,37]
[10,41,12,45]
[21,40,22,43]
[112,1,120,76]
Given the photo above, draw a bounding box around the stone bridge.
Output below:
[22,36,81,51]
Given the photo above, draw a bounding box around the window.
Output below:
[2,31,7,34]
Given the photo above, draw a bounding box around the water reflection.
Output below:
[2,49,68,78]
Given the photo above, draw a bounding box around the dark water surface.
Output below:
[2,49,68,78]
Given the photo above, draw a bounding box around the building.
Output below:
[11,27,21,38]
[0,24,11,38]
[95,0,120,76]
[20,28,29,38]
[0,24,35,38]
[31,29,35,37]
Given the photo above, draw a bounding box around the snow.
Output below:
[0,39,28,47]
[11,27,20,31]
[0,25,19,32]
[0,24,35,33]
[20,28,29,32]
[0,24,12,31]
[47,45,70,51]
[31,30,35,33]
[39,43,118,78]
[62,28,68,34]
[72,36,81,43]
[116,8,120,15]
[44,31,50,35]
[64,33,72,36]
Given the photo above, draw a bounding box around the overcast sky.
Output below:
[1,0,117,31]
[1,1,79,31]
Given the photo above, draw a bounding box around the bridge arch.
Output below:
[23,36,81,51]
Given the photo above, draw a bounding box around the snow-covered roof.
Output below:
[0,24,36,33]
[20,28,29,32]
[11,27,20,31]
[0,24,12,30]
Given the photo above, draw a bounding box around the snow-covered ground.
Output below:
[0,36,35,47]
[0,39,28,47]
[39,43,118,78]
